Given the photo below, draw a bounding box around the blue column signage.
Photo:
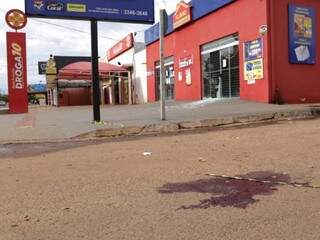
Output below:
[288,4,316,64]
[25,0,154,23]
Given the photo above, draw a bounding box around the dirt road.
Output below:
[1,120,320,240]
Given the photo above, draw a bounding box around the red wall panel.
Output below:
[147,0,270,103]
[59,88,91,106]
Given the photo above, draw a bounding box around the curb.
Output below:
[73,107,320,140]
[1,107,319,145]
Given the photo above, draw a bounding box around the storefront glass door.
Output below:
[155,58,175,101]
[201,35,239,99]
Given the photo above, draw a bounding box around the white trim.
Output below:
[155,61,174,69]
[201,41,239,55]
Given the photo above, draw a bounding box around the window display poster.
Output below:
[244,38,263,61]
[185,69,192,85]
[288,4,316,64]
[244,58,264,81]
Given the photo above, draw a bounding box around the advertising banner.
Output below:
[38,61,47,75]
[288,4,316,64]
[6,32,28,113]
[178,55,193,69]
[25,0,154,23]
[107,33,134,61]
[244,58,264,81]
[244,38,263,61]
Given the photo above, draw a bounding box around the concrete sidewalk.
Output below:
[0,99,319,143]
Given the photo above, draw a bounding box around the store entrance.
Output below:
[155,57,175,101]
[201,34,239,99]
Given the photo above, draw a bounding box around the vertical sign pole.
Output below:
[91,19,101,122]
[159,9,167,121]
[6,32,28,114]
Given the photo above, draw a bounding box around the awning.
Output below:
[57,61,128,80]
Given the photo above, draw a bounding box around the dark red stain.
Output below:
[158,171,292,210]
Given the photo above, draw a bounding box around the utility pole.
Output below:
[159,9,168,120]
[91,19,101,122]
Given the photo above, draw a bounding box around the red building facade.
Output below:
[145,0,320,104]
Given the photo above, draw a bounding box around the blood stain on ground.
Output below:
[158,171,292,210]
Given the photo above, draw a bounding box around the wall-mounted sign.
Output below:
[173,1,192,29]
[179,55,193,68]
[7,32,28,113]
[178,71,183,81]
[185,68,192,86]
[38,61,47,75]
[288,4,316,64]
[244,58,264,81]
[25,0,154,23]
[107,33,134,61]
[244,38,263,61]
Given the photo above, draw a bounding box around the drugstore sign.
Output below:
[6,32,28,113]
[107,33,134,61]
[173,1,192,29]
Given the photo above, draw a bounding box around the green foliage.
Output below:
[0,94,8,102]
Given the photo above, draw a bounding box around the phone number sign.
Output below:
[25,0,154,23]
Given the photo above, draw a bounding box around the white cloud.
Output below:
[0,0,180,93]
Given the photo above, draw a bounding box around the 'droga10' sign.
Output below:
[6,9,28,114]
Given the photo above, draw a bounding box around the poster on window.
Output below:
[288,4,316,64]
[244,58,264,81]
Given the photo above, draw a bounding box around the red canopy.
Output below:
[57,61,128,80]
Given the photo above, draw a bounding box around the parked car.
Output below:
[0,100,7,106]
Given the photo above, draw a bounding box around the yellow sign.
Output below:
[46,58,57,75]
[173,2,192,29]
[244,58,264,81]
[67,4,86,13]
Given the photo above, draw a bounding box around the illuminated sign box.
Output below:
[25,0,155,24]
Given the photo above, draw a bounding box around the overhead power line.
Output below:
[0,8,120,42]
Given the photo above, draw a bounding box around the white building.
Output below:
[101,33,148,104]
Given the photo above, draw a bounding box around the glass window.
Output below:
[201,35,239,99]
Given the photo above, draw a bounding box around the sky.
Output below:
[0,0,181,94]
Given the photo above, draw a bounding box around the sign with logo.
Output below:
[244,58,264,81]
[288,4,316,64]
[107,33,134,61]
[173,1,192,29]
[244,38,263,61]
[6,32,28,113]
[38,61,47,75]
[5,9,27,30]
[179,55,193,68]
[25,0,154,23]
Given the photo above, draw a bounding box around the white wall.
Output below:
[109,48,134,66]
[133,49,147,104]
[101,47,147,104]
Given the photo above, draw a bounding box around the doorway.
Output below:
[201,34,240,99]
[155,56,175,101]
